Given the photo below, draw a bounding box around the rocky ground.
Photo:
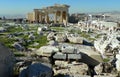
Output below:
[0,22,120,77]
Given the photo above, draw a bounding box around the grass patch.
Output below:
[0,36,15,48]
[103,58,110,62]
[69,29,76,33]
[95,34,103,38]
[80,32,90,38]
[51,27,64,31]
[27,35,48,48]
[7,26,23,33]
[88,37,96,41]
[14,52,25,57]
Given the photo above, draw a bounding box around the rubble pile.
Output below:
[47,32,84,44]
[19,62,53,77]
[54,62,88,76]
[94,30,120,76]
[94,31,120,58]
[67,33,83,44]
[0,21,119,77]
[35,46,59,57]
[55,33,67,42]
[116,51,120,75]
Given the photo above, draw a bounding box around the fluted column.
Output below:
[45,13,49,23]
[65,12,68,26]
[60,11,63,24]
[39,14,42,23]
[54,11,57,23]
[66,13,68,24]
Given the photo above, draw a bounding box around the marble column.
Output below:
[54,11,57,23]
[39,14,42,23]
[65,12,68,26]
[45,13,49,23]
[60,11,63,23]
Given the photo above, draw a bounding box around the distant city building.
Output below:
[27,4,70,25]
[88,14,110,21]
[69,13,88,23]
[69,13,111,23]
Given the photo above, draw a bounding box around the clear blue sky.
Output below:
[0,0,120,15]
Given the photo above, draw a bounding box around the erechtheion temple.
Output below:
[27,4,70,25]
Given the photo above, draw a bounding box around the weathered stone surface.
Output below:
[77,45,103,66]
[22,24,29,30]
[58,43,103,66]
[0,27,6,32]
[61,45,77,54]
[68,54,81,60]
[37,27,43,32]
[54,62,88,76]
[116,52,120,72]
[37,27,47,35]
[94,31,120,58]
[94,63,103,75]
[53,52,66,60]
[28,33,35,40]
[19,63,53,77]
[68,37,83,44]
[69,63,88,75]
[35,46,59,56]
[13,42,25,51]
[67,33,83,44]
[55,33,67,42]
[47,32,56,41]
[48,40,59,46]
[55,61,68,67]
[38,26,48,31]
[0,43,15,77]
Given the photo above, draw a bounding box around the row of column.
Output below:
[34,10,68,25]
[54,11,68,25]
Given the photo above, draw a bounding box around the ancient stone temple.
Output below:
[27,4,70,25]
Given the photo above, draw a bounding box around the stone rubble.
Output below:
[19,62,53,77]
[1,21,120,77]
[48,40,59,46]
[116,51,120,73]
[55,33,67,42]
[54,62,88,76]
[47,32,56,41]
[0,27,6,32]
[61,45,77,54]
[94,31,120,58]
[13,42,25,51]
[35,46,59,56]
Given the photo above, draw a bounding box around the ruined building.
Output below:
[27,4,70,25]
